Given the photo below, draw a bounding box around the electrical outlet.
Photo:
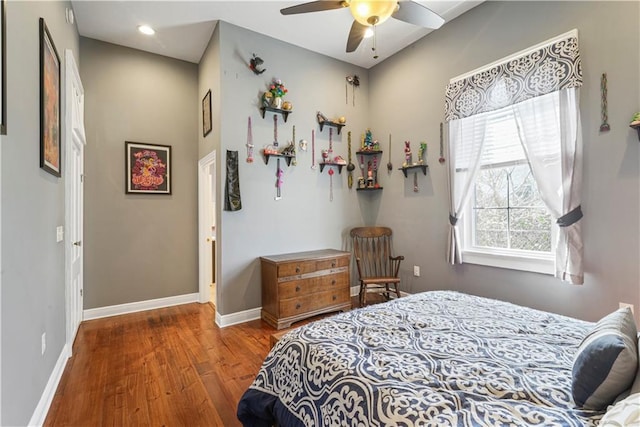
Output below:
[56,226,64,243]
[41,332,46,355]
[619,302,635,314]
[413,266,420,277]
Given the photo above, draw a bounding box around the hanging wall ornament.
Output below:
[311,129,316,170]
[328,167,334,201]
[347,131,355,189]
[291,125,297,166]
[387,134,393,172]
[439,122,446,164]
[273,114,279,147]
[600,73,611,132]
[275,158,283,201]
[246,117,254,163]
[224,150,242,211]
[346,75,360,106]
[249,53,266,75]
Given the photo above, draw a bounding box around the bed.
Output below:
[237,291,608,426]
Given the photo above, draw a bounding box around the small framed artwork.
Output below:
[125,141,171,194]
[202,89,212,137]
[40,17,61,177]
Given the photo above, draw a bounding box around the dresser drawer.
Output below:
[316,256,349,271]
[279,272,349,299]
[280,287,350,318]
[278,260,316,277]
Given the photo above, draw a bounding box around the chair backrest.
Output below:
[350,227,395,278]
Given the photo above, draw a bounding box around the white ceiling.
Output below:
[71,1,483,69]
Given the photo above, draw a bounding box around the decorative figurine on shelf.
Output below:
[281,141,296,157]
[249,54,266,75]
[262,91,273,107]
[358,177,365,189]
[418,142,427,164]
[268,78,288,109]
[403,141,412,166]
[299,139,308,151]
[317,111,328,124]
[321,149,330,164]
[364,129,374,150]
[367,165,374,188]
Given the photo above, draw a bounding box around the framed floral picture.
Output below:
[40,17,61,177]
[202,89,212,137]
[125,141,171,194]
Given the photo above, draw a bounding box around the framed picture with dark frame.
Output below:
[0,0,6,135]
[202,89,212,137]
[39,17,61,177]
[125,141,172,194]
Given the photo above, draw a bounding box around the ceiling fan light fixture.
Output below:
[349,0,397,27]
[364,28,374,38]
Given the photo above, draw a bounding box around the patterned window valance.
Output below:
[445,30,582,122]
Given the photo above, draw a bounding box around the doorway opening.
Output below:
[198,150,217,308]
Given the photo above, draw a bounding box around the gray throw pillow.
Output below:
[572,307,638,410]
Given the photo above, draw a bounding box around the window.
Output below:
[461,107,556,274]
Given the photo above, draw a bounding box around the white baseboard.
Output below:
[83,293,199,321]
[216,307,261,328]
[29,344,70,427]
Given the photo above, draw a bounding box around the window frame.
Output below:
[459,117,557,276]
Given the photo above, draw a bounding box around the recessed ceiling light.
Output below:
[137,25,155,36]
[364,28,374,38]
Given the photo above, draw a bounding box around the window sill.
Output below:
[462,249,554,275]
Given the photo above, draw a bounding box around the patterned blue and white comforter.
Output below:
[238,291,604,426]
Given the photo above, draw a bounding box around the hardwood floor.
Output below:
[44,297,371,426]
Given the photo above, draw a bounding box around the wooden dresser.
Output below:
[261,249,351,329]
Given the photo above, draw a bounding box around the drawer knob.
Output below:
[296,303,301,309]
[332,295,337,301]
[295,266,301,273]
[295,285,301,292]
[332,279,336,285]
[331,261,336,267]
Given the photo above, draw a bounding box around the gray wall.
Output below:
[211,22,373,315]
[369,1,640,322]
[1,1,79,425]
[80,38,199,309]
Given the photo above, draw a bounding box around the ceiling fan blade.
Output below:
[280,1,346,15]
[346,20,367,53]
[392,1,445,29]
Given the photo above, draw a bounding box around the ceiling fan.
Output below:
[280,0,445,55]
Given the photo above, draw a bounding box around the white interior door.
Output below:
[65,50,85,353]
[198,151,216,305]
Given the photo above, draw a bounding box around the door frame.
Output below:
[198,150,216,304]
[64,49,85,354]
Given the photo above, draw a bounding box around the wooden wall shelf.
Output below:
[263,153,295,166]
[319,162,344,173]
[260,106,292,122]
[318,120,345,135]
[356,187,383,192]
[399,164,428,178]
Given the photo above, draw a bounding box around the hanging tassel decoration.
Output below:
[439,122,446,164]
[311,129,316,170]
[275,158,283,201]
[600,73,611,132]
[347,131,355,189]
[246,117,254,163]
[291,125,297,166]
[328,168,334,201]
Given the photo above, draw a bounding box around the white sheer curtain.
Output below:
[446,113,488,264]
[513,88,584,284]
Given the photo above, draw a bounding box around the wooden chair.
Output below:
[350,227,404,306]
